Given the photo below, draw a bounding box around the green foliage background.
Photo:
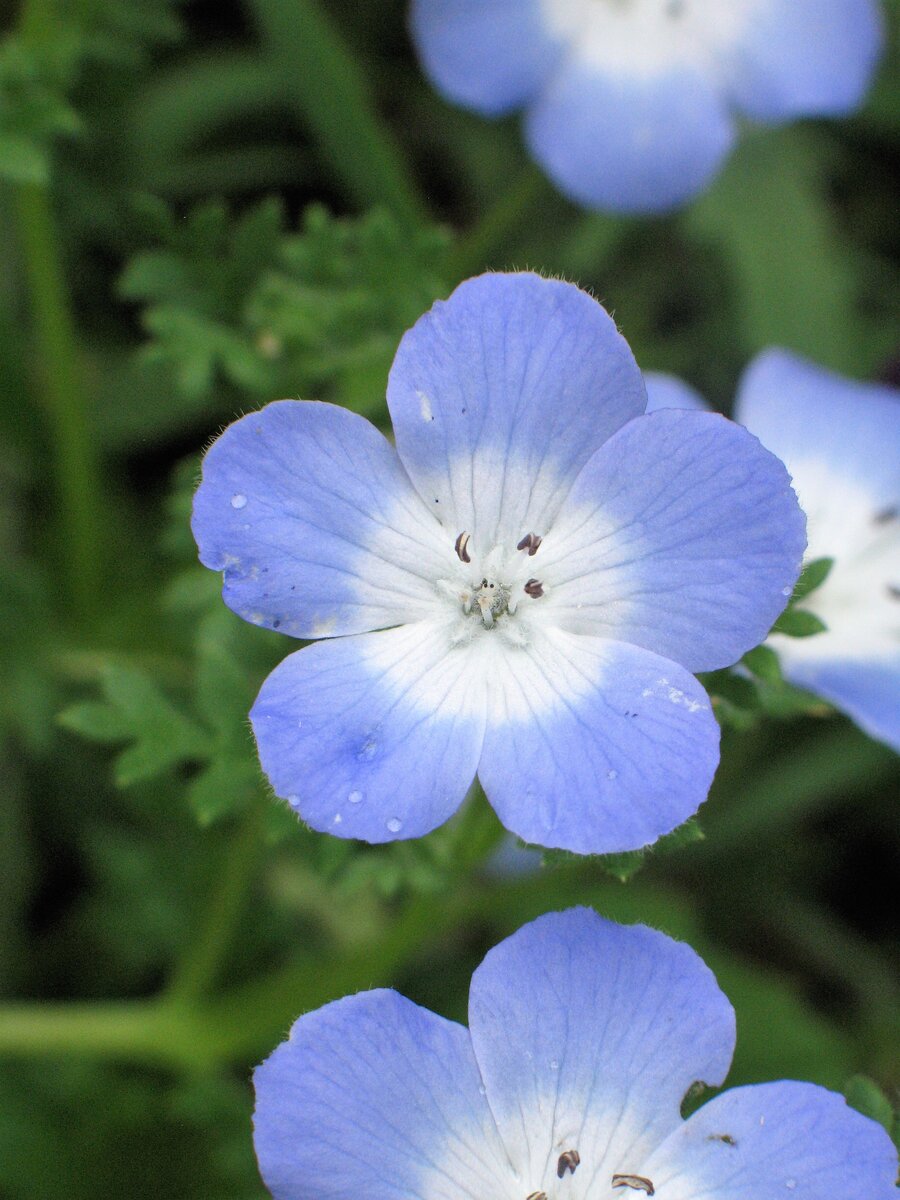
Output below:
[0,1,898,1195]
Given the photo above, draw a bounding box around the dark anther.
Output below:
[455,532,471,563]
[612,1176,656,1196]
[526,1193,547,1200]
[706,1133,737,1146]
[557,1149,580,1178]
[524,578,544,599]
[874,505,898,525]
[517,532,543,556]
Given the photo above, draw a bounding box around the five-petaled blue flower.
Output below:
[645,350,900,752]
[252,907,899,1199]
[410,0,883,213]
[192,272,805,855]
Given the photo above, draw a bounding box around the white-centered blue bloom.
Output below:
[410,0,884,213]
[192,272,805,854]
[252,907,899,1199]
[645,350,900,752]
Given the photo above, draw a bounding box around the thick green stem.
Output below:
[15,182,102,623]
[250,0,427,226]
[165,801,267,1007]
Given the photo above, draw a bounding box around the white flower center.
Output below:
[438,531,548,643]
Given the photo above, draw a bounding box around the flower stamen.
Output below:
[517,532,543,556]
[612,1174,655,1196]
[557,1148,580,1177]
[524,578,544,599]
[455,531,472,563]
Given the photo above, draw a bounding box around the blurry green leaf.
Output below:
[771,609,829,638]
[844,1075,896,1136]
[741,644,783,685]
[792,556,834,601]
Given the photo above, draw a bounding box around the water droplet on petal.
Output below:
[296,718,303,729]
[782,585,792,596]
[231,493,247,509]
[786,1181,796,1191]
[386,817,402,834]
[333,813,342,825]
[607,769,618,780]
[550,1060,559,1071]
[478,1084,486,1096]
[287,794,300,807]
[348,790,363,804]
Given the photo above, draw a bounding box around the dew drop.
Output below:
[785,1181,796,1191]
[781,585,792,596]
[386,817,403,834]
[607,769,618,780]
[478,1084,487,1096]
[550,1060,559,1071]
[296,718,303,729]
[348,790,363,804]
[333,813,342,825]
[287,794,300,807]
[231,493,247,510]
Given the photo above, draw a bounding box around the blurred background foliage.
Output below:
[1,0,898,1195]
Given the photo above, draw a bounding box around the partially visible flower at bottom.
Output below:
[252,908,898,1199]
[645,351,900,751]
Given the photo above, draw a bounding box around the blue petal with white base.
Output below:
[724,0,884,122]
[253,989,510,1200]
[478,631,720,853]
[540,409,807,673]
[251,623,486,842]
[409,0,566,116]
[387,272,646,552]
[192,401,447,639]
[736,349,900,751]
[253,909,899,1198]
[526,63,734,213]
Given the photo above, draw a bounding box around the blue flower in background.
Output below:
[410,0,883,213]
[646,350,900,751]
[253,908,898,1199]
[193,272,805,854]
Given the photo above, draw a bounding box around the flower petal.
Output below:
[250,623,485,842]
[644,371,709,413]
[253,989,514,1200]
[387,273,646,555]
[410,0,567,116]
[644,1081,899,1199]
[478,629,720,854]
[525,62,734,213]
[725,0,883,121]
[540,409,807,672]
[192,400,447,639]
[777,656,900,753]
[735,349,900,511]
[467,909,735,1194]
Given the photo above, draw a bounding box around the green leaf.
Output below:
[771,609,829,638]
[792,557,834,601]
[741,644,783,685]
[844,1075,896,1136]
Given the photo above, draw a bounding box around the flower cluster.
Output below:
[410,0,884,212]
[193,272,806,855]
[253,908,899,1199]
[645,351,900,751]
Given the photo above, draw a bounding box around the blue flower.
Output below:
[410,0,883,213]
[646,350,900,751]
[252,907,898,1199]
[192,272,805,854]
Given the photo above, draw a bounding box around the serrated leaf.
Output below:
[792,557,834,601]
[844,1075,896,1135]
[771,608,828,638]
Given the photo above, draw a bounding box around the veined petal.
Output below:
[525,62,734,213]
[478,628,720,854]
[540,409,806,672]
[410,0,568,116]
[387,273,646,555]
[644,1081,899,1199]
[192,400,447,639]
[644,371,710,413]
[250,623,486,842]
[467,909,736,1195]
[253,990,515,1200]
[725,0,883,121]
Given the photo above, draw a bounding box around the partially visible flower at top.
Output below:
[252,907,898,1199]
[192,272,805,855]
[645,350,900,751]
[410,0,883,213]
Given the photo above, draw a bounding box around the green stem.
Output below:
[165,801,266,1007]
[15,182,102,623]
[249,0,427,226]
[447,163,546,281]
